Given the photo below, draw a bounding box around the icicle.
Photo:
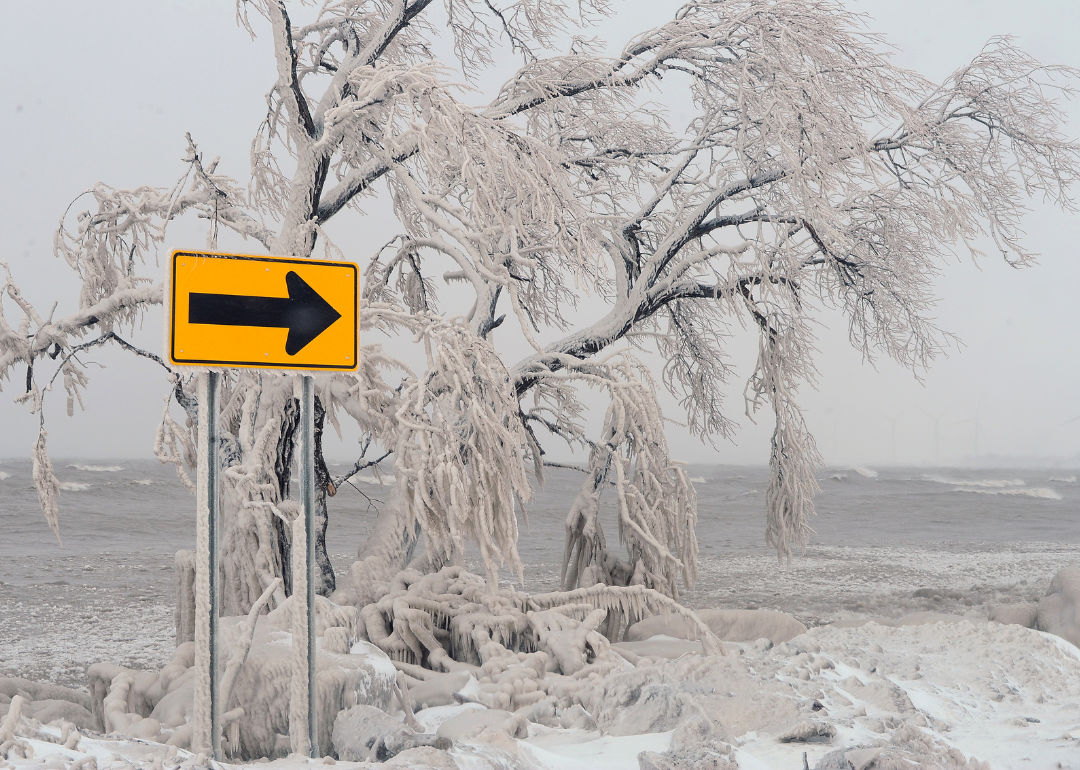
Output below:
[30,428,62,546]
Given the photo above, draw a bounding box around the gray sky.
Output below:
[1,0,1078,466]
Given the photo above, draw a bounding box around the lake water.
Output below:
[1,458,1077,688]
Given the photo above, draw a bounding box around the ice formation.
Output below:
[76,594,398,760]
[6,605,1080,769]
[1035,565,1080,646]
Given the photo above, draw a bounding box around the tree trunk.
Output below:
[273,397,301,596]
[312,396,335,596]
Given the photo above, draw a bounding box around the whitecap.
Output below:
[60,482,91,492]
[70,464,123,472]
[0,472,10,481]
[952,486,1062,500]
[356,473,396,485]
[925,475,1025,488]
[132,479,154,486]
[853,467,878,478]
[827,473,848,481]
[1049,475,1076,483]
[689,476,707,484]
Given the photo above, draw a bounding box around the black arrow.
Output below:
[189,271,342,355]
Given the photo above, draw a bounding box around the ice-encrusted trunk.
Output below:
[260,393,335,600]
[312,396,335,597]
[273,396,301,597]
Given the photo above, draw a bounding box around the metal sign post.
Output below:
[301,374,317,757]
[286,381,319,759]
[169,249,357,759]
[193,370,221,760]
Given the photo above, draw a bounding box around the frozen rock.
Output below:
[596,678,696,736]
[638,748,736,770]
[699,609,807,643]
[1036,565,1080,647]
[407,671,473,710]
[597,655,800,740]
[777,719,836,743]
[414,703,487,734]
[635,707,737,769]
[626,608,806,645]
[332,704,449,761]
[0,678,92,711]
[814,724,992,769]
[624,613,707,641]
[435,708,527,740]
[149,676,193,729]
[612,639,704,659]
[23,700,96,731]
[815,746,884,770]
[988,603,1038,628]
[557,703,597,731]
[385,745,460,768]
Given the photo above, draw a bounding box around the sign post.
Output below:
[193,370,221,760]
[302,374,317,756]
[168,250,357,759]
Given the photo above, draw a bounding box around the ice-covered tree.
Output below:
[2,0,1078,619]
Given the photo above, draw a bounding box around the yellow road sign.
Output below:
[168,250,358,371]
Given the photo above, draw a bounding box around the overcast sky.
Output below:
[1,0,1078,467]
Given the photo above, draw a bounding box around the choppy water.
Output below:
[1,458,1078,688]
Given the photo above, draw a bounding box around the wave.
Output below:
[0,472,10,481]
[925,475,1025,488]
[952,486,1062,500]
[132,479,154,486]
[70,464,123,472]
[827,473,848,481]
[355,473,396,485]
[60,482,91,492]
[1049,475,1076,483]
[853,467,878,478]
[689,476,707,484]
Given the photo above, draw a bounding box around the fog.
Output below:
[1,0,1077,466]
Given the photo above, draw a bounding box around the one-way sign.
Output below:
[168,251,358,371]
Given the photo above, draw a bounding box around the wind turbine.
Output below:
[953,397,984,461]
[877,404,909,466]
[920,408,950,466]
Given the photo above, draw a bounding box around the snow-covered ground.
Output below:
[4,618,1079,769]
